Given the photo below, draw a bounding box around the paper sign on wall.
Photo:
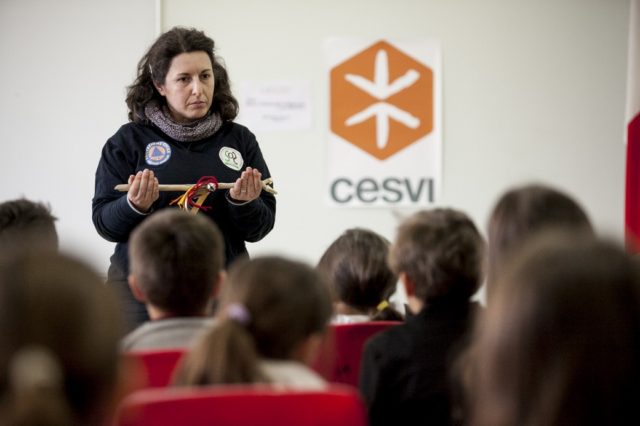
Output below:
[238,80,312,132]
[326,38,442,207]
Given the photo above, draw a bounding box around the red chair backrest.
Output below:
[312,321,400,387]
[115,385,367,426]
[124,349,186,388]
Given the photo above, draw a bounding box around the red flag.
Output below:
[625,0,640,252]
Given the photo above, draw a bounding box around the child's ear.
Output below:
[292,333,324,366]
[211,270,226,299]
[400,272,424,315]
[128,275,147,303]
[400,272,416,297]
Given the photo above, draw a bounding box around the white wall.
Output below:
[0,0,630,276]
[0,0,156,272]
[164,0,630,264]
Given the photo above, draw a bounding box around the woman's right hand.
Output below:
[127,169,159,213]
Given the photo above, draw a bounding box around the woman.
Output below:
[92,27,276,329]
[174,256,332,389]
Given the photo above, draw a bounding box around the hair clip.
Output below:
[227,303,251,325]
[9,346,62,393]
[376,300,390,311]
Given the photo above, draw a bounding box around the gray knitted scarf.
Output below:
[144,101,222,142]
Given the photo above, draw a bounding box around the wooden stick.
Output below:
[114,178,277,195]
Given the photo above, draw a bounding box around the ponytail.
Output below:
[174,305,266,386]
[175,257,333,387]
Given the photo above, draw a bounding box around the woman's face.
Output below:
[154,51,215,123]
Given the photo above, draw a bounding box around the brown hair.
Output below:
[0,250,123,426]
[128,209,225,316]
[317,228,402,320]
[389,208,484,304]
[126,26,238,123]
[0,198,58,251]
[174,256,332,386]
[469,234,640,426]
[486,183,592,299]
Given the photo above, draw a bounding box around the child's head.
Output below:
[128,209,225,317]
[389,208,484,308]
[0,249,123,426]
[317,228,400,319]
[174,256,332,385]
[470,233,640,426]
[486,183,592,298]
[0,198,58,251]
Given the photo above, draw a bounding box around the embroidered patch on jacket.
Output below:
[145,141,172,166]
[219,147,244,171]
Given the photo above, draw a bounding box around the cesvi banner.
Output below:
[326,38,442,207]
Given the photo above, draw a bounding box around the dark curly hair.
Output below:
[125,26,238,123]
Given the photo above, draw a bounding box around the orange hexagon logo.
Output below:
[330,40,433,160]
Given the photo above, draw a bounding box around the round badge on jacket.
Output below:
[145,141,172,166]
[219,147,244,171]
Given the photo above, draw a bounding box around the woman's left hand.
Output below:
[229,167,262,202]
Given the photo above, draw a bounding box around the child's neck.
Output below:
[334,301,371,316]
[147,305,207,321]
[406,296,424,315]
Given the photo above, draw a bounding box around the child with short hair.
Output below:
[359,208,485,426]
[0,198,58,251]
[121,209,225,350]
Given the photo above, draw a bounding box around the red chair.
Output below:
[312,321,400,387]
[124,349,186,388]
[115,384,367,426]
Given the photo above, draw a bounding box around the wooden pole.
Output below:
[114,178,277,195]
